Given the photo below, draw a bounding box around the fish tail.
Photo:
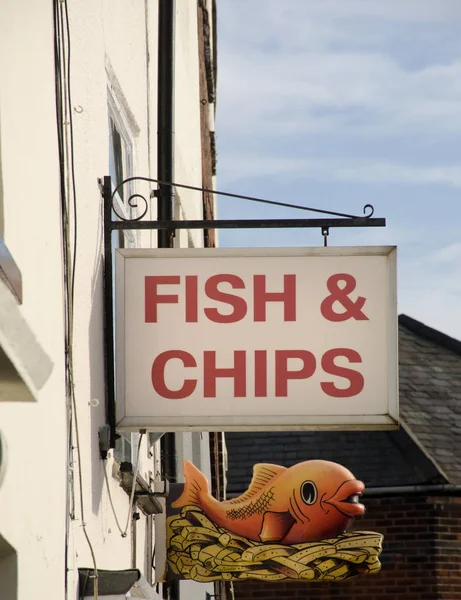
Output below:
[172,460,209,508]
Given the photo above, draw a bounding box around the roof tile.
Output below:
[225,314,461,493]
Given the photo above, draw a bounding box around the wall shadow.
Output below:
[0,116,5,237]
[89,254,106,515]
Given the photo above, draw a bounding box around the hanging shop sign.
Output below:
[115,246,398,431]
[157,459,383,583]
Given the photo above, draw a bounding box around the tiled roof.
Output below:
[398,315,461,485]
[225,315,461,495]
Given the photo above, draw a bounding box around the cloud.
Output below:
[427,243,461,265]
[304,0,461,23]
[335,162,461,187]
[217,1,461,141]
[216,0,461,340]
[218,52,461,139]
[217,2,461,185]
[218,155,461,188]
[398,241,461,339]
[219,0,461,56]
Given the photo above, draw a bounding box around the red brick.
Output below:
[231,495,461,600]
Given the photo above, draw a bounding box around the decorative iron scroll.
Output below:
[108,175,377,225]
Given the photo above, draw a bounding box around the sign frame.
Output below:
[115,246,398,431]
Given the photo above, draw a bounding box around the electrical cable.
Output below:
[54,0,98,598]
[72,390,99,600]
[103,465,125,536]
[54,4,72,597]
[123,433,145,535]
[63,0,78,306]
[103,432,145,538]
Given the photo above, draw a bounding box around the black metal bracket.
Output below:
[101,175,386,447]
[134,489,169,499]
[118,462,166,515]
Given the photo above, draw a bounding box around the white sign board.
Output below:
[115,247,398,431]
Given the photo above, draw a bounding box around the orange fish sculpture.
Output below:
[173,459,365,545]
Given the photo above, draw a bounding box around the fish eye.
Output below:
[300,481,317,505]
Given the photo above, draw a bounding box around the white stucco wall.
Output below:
[0,1,67,598]
[0,0,215,598]
[175,1,204,249]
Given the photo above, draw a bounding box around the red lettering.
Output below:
[254,274,296,322]
[204,350,246,397]
[275,350,316,396]
[185,275,198,322]
[204,275,247,323]
[254,350,267,397]
[145,276,180,322]
[320,274,368,322]
[321,348,364,397]
[151,350,197,399]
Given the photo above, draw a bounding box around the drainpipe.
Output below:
[157,0,175,249]
[157,1,178,599]
[364,484,461,497]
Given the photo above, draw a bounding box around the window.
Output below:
[107,85,135,224]
[109,114,132,202]
[107,89,138,464]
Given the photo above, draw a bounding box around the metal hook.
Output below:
[322,226,329,247]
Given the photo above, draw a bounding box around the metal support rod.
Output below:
[157,0,175,249]
[110,217,386,230]
[103,175,117,448]
[157,2,178,596]
[113,175,374,220]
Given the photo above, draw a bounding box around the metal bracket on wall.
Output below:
[101,174,386,447]
[118,462,167,515]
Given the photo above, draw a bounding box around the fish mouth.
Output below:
[323,479,365,518]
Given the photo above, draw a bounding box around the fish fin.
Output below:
[171,460,209,508]
[226,464,286,505]
[259,511,296,543]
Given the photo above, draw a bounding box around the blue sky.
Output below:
[216,0,461,339]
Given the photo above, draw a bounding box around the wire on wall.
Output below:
[103,432,145,538]
[53,1,99,599]
[103,466,125,536]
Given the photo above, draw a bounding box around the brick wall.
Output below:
[432,496,461,599]
[231,495,461,600]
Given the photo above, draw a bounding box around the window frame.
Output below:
[108,86,138,463]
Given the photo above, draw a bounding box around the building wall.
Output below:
[0,0,216,598]
[232,495,461,600]
[0,1,67,598]
[432,496,461,599]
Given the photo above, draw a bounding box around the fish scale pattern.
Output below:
[226,487,275,520]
